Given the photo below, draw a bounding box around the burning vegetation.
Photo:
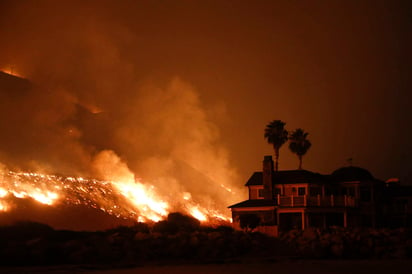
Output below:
[0,66,243,229]
[0,167,231,226]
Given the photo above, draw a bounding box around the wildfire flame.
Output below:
[0,169,231,223]
[1,66,22,77]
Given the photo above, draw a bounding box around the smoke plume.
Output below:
[0,1,243,224]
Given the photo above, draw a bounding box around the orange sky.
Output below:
[0,0,411,185]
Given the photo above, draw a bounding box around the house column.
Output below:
[343,210,347,228]
[276,211,280,226]
[301,211,305,230]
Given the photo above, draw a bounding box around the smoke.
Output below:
[91,150,135,183]
[0,1,243,221]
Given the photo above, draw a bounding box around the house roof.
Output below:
[274,170,328,184]
[228,199,276,208]
[245,172,263,186]
[245,170,329,186]
[331,166,374,182]
[245,166,384,187]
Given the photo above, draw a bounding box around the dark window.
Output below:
[325,187,338,196]
[258,188,265,198]
[394,200,407,214]
[309,187,321,196]
[345,186,355,196]
[298,187,306,196]
[274,188,281,195]
[360,187,371,202]
[360,215,372,227]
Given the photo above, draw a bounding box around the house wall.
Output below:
[249,186,264,199]
[231,207,277,227]
[283,184,308,196]
[256,225,278,237]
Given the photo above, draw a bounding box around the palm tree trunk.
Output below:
[274,147,279,171]
[299,155,302,170]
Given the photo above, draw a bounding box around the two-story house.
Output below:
[229,155,386,236]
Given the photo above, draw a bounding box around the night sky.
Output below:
[0,0,411,191]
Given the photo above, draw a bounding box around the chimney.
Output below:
[263,155,274,199]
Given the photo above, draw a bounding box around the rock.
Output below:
[302,227,318,241]
[207,232,221,241]
[330,234,343,244]
[190,235,199,246]
[134,232,150,241]
[330,243,344,258]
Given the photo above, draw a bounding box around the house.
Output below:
[382,178,412,228]
[229,155,409,236]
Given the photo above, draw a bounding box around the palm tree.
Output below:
[288,128,311,170]
[264,120,288,171]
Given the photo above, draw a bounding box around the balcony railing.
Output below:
[276,194,357,207]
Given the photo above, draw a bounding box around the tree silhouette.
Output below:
[264,120,288,171]
[288,128,311,170]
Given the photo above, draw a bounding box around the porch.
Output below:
[277,210,350,231]
[275,194,357,208]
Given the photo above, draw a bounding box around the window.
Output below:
[345,186,355,197]
[298,187,306,196]
[274,188,281,195]
[360,187,371,202]
[394,200,407,214]
[258,188,265,198]
[325,187,338,196]
[309,187,321,196]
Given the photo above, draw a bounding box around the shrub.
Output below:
[239,214,260,232]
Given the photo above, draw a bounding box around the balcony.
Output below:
[276,194,357,208]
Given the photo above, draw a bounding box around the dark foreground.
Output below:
[1,215,412,273]
[2,260,412,274]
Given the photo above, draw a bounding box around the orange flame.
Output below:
[1,66,22,77]
[0,169,231,223]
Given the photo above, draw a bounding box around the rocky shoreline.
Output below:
[281,226,412,259]
[0,219,411,267]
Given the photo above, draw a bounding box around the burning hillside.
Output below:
[0,68,243,230]
[0,163,232,230]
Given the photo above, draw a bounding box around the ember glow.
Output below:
[1,66,22,77]
[0,169,231,223]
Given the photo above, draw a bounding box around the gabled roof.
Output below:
[273,170,328,184]
[228,199,276,208]
[245,172,263,186]
[245,170,329,186]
